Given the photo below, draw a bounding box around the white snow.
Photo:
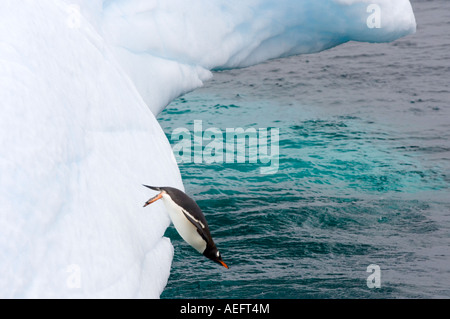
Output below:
[0,0,415,298]
[0,0,179,298]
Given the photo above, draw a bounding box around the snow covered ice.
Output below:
[0,0,416,298]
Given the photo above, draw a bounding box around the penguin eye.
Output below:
[216,251,220,258]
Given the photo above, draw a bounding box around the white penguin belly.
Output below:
[162,195,207,254]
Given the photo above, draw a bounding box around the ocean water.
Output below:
[159,0,450,299]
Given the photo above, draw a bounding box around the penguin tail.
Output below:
[143,185,162,192]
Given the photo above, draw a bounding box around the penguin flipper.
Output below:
[181,209,209,242]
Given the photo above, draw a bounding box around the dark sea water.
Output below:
[159,0,450,299]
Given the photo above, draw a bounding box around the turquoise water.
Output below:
[159,0,450,298]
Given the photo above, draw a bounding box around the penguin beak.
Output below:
[218,260,229,269]
[143,192,163,207]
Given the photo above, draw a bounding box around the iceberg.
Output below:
[101,0,416,114]
[0,0,415,298]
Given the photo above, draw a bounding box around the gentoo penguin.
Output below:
[143,185,229,269]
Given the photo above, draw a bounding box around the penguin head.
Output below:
[204,246,229,269]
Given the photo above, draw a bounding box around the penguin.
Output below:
[143,185,229,269]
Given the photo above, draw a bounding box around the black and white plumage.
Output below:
[143,185,228,269]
